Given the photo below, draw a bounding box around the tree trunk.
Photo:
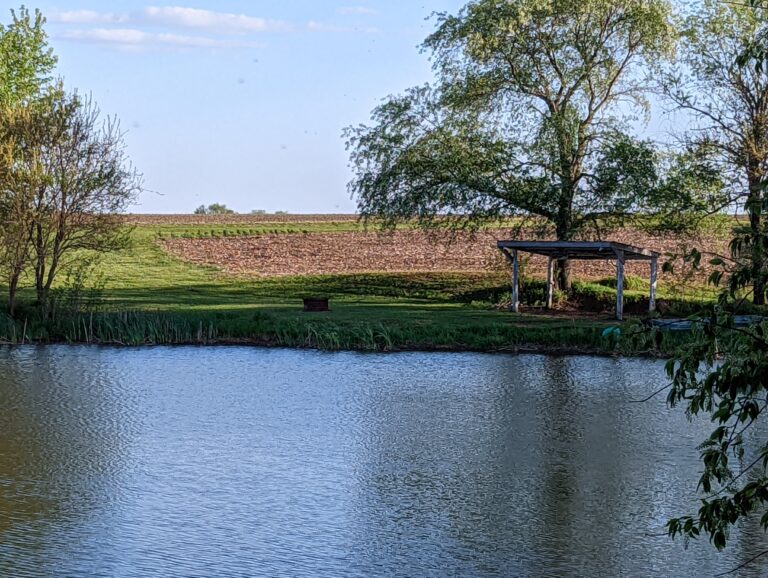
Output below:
[8,275,18,317]
[747,171,765,305]
[555,208,574,292]
[35,258,48,311]
[34,224,46,305]
[556,258,572,292]
[553,112,581,293]
[751,205,765,305]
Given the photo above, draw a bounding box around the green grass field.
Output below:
[0,219,735,353]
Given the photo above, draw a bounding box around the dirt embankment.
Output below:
[158,226,730,280]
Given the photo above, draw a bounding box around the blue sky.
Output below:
[21,1,466,213]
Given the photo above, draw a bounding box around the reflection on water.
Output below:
[0,347,766,577]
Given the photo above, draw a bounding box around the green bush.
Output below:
[519,279,566,306]
[595,274,649,291]
[194,203,236,215]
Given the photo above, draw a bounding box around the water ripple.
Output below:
[0,347,765,577]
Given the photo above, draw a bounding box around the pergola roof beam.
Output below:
[496,241,660,261]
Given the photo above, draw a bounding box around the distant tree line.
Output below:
[194,203,235,215]
[194,204,289,216]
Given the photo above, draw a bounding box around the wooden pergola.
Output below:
[497,241,661,321]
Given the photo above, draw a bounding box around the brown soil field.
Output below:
[159,226,731,281]
[124,214,359,225]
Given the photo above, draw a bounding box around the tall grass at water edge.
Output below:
[0,308,693,355]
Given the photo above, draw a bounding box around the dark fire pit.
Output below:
[303,297,330,312]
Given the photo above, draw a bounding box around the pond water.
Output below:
[0,346,766,577]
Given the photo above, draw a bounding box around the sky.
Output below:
[19,1,467,214]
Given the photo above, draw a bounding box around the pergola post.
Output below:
[616,250,625,321]
[511,250,520,313]
[546,257,555,309]
[649,256,658,313]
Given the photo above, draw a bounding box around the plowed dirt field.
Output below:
[159,226,728,280]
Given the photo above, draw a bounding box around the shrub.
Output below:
[194,203,236,215]
[595,274,649,291]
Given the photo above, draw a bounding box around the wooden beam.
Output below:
[511,250,520,313]
[546,257,555,309]
[649,257,658,313]
[616,250,625,321]
[496,240,660,260]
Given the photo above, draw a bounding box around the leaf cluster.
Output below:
[0,6,56,107]
[663,299,768,551]
[346,0,724,243]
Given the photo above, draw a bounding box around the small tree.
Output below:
[0,5,57,315]
[0,104,41,315]
[27,90,142,311]
[0,9,138,315]
[194,203,236,215]
[660,229,768,553]
[346,0,678,289]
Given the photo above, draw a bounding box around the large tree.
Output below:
[347,0,677,289]
[663,1,768,305]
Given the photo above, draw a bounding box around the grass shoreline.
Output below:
[0,308,677,357]
[0,217,749,357]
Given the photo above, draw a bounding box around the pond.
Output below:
[0,347,766,577]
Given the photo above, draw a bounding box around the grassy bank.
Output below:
[0,218,741,355]
[0,307,696,356]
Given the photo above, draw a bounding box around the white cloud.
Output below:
[49,10,128,25]
[142,6,290,34]
[50,6,375,47]
[50,6,290,35]
[306,21,351,33]
[306,21,379,34]
[336,6,379,16]
[59,28,263,50]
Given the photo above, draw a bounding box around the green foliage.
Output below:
[658,300,768,551]
[0,6,57,107]
[0,307,615,351]
[595,275,650,291]
[48,256,105,320]
[346,0,682,250]
[647,144,729,234]
[0,83,142,316]
[664,0,768,304]
[194,203,236,215]
[630,168,768,553]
